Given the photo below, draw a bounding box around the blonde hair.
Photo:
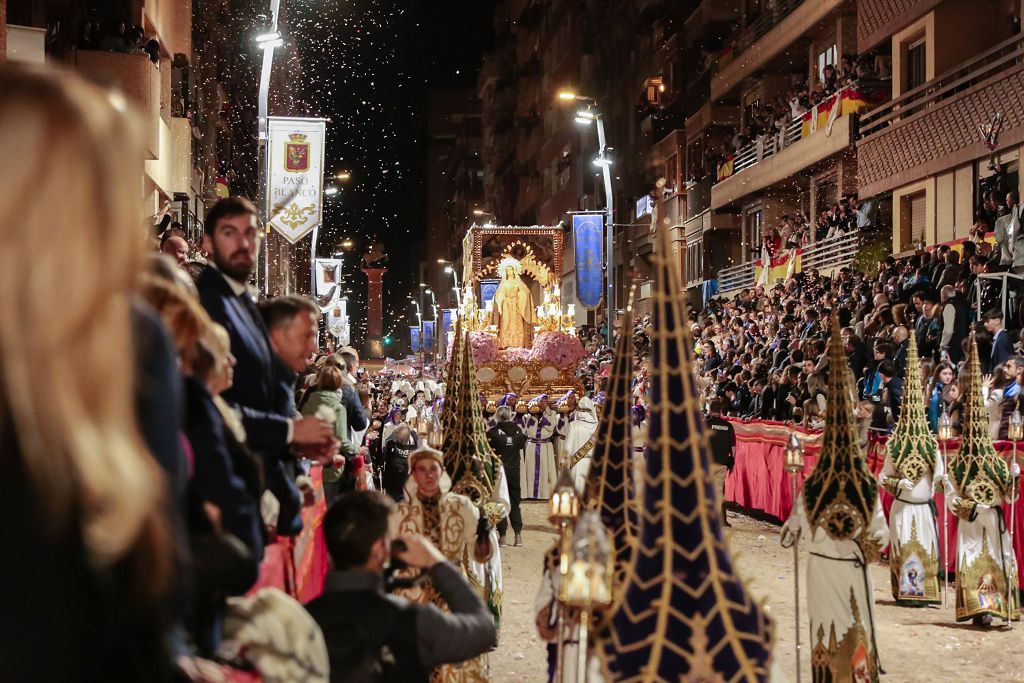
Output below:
[0,65,169,581]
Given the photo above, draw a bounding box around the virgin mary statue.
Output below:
[492,257,536,349]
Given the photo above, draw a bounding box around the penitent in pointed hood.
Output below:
[599,224,774,682]
[886,332,939,483]
[801,317,879,547]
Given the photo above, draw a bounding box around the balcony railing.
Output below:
[716,115,804,181]
[716,231,860,294]
[859,31,1024,141]
[729,0,804,59]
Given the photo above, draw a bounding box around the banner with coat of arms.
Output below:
[268,117,327,244]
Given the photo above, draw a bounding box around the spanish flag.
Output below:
[801,96,837,137]
[716,154,736,182]
[755,248,802,287]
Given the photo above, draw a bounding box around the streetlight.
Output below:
[473,208,497,228]
[255,0,286,295]
[324,185,339,196]
[335,171,352,181]
[437,259,462,306]
[559,91,615,347]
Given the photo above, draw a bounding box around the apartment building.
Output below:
[425,88,484,308]
[856,0,1024,254]
[7,0,199,235]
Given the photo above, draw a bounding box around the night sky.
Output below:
[287,0,495,349]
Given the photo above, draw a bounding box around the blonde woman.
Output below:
[0,65,173,679]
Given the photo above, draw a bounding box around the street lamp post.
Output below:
[560,92,615,347]
[256,1,285,296]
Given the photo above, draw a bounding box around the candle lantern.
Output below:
[549,469,581,526]
[937,409,953,442]
[784,433,804,474]
[1010,409,1023,441]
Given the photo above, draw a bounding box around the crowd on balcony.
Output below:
[708,53,890,184]
[689,231,1024,441]
[78,19,161,63]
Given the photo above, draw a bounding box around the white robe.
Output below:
[533,565,604,683]
[522,409,558,499]
[879,451,944,604]
[945,478,1021,622]
[468,466,511,631]
[566,410,599,491]
[783,493,887,682]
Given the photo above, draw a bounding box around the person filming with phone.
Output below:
[305,491,496,682]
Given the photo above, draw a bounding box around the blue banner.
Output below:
[573,213,604,308]
[423,321,435,351]
[479,279,500,308]
[441,309,454,353]
[410,326,421,352]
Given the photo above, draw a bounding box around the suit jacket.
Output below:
[991,329,1015,372]
[183,375,264,571]
[197,267,303,536]
[995,213,1013,265]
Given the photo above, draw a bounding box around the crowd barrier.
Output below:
[723,418,1024,586]
[250,467,329,603]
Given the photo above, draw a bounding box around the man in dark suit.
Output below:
[984,309,1015,373]
[197,197,336,536]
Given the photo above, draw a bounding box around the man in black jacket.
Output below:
[705,398,736,527]
[306,491,496,682]
[487,406,526,546]
[198,197,337,537]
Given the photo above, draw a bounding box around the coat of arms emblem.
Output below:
[285,132,310,172]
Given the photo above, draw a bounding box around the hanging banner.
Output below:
[410,326,421,353]
[267,116,328,244]
[314,258,344,297]
[423,321,435,352]
[572,214,604,308]
[479,279,500,308]
[326,300,349,346]
[442,309,454,354]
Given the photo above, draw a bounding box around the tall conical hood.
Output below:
[585,285,640,613]
[441,322,496,506]
[599,226,773,682]
[439,314,465,447]
[801,317,878,545]
[949,335,1012,504]
[886,332,938,481]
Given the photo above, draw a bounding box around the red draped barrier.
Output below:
[724,419,1024,586]
[250,466,330,603]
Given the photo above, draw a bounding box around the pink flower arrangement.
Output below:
[500,347,533,366]
[531,331,587,369]
[468,332,498,365]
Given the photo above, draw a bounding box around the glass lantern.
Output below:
[1010,409,1023,442]
[937,409,953,442]
[562,510,613,609]
[549,469,580,526]
[784,432,804,474]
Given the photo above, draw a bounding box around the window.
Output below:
[899,190,927,251]
[745,207,763,257]
[817,43,838,82]
[644,77,665,107]
[906,36,927,91]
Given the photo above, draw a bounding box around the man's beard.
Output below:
[213,248,254,282]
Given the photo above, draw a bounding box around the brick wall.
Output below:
[858,0,940,50]
[858,64,1024,198]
